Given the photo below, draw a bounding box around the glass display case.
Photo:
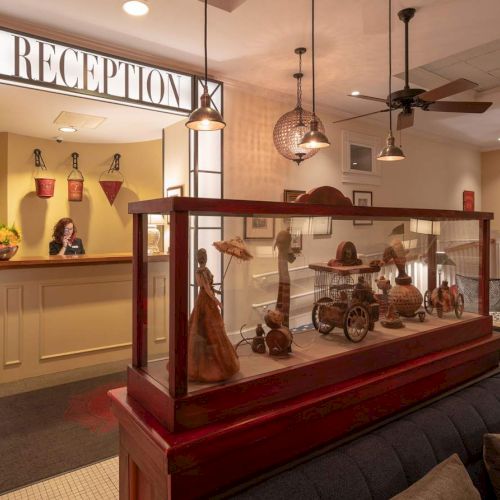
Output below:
[128,192,494,432]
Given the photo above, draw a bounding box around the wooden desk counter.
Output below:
[0,253,169,385]
[0,253,168,269]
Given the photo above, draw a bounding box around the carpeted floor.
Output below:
[0,371,126,494]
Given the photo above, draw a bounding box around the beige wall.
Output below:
[164,119,189,195]
[482,149,500,232]
[3,133,162,256]
[224,85,482,209]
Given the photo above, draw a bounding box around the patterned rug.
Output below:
[0,372,125,494]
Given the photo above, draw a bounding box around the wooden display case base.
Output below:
[128,314,491,432]
[111,332,500,500]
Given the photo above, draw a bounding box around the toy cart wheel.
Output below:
[418,311,425,322]
[312,297,335,334]
[455,293,464,319]
[424,290,433,314]
[343,304,370,343]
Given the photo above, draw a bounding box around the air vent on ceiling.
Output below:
[54,111,107,129]
[198,0,248,13]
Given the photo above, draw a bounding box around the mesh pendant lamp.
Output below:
[273,48,325,165]
[378,0,405,161]
[299,0,330,150]
[186,0,225,131]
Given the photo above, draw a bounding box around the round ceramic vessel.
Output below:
[0,245,18,261]
[389,284,423,317]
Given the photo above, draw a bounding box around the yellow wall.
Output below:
[482,149,500,232]
[0,132,7,222]
[164,119,189,195]
[4,133,162,256]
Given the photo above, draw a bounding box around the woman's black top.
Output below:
[49,238,85,255]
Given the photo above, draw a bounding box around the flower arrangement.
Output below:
[0,224,21,247]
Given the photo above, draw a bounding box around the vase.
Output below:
[0,245,18,261]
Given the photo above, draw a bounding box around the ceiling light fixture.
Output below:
[299,0,330,150]
[351,91,360,96]
[378,0,405,161]
[186,0,225,131]
[122,0,149,16]
[273,48,325,165]
[58,126,77,133]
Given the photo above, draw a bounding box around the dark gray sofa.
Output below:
[229,371,500,499]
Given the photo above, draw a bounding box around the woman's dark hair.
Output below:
[52,218,76,243]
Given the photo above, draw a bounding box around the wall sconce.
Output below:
[67,152,84,202]
[410,218,441,235]
[99,153,123,205]
[33,148,55,198]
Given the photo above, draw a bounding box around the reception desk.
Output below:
[0,254,169,385]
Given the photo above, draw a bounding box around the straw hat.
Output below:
[213,236,253,261]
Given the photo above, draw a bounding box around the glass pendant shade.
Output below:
[378,134,405,161]
[186,91,225,131]
[299,118,330,149]
[273,108,324,164]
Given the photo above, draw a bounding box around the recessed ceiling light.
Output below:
[122,0,149,16]
[59,126,77,133]
[351,91,361,96]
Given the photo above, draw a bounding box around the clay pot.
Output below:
[389,284,423,317]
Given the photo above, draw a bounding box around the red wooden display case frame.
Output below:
[126,196,496,433]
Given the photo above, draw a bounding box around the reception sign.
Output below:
[0,27,194,114]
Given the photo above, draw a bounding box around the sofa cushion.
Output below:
[390,454,480,500]
[483,433,500,497]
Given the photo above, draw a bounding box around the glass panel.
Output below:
[197,172,222,198]
[198,131,221,172]
[146,213,169,363]
[180,211,483,393]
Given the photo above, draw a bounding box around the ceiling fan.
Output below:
[334,7,493,130]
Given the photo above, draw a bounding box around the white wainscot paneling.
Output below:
[3,286,23,366]
[39,279,132,360]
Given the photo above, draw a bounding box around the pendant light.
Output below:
[299,0,330,150]
[378,0,405,161]
[186,0,225,131]
[273,48,325,165]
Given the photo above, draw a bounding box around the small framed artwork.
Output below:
[463,190,475,212]
[244,217,275,240]
[341,131,382,185]
[353,190,373,226]
[166,185,184,197]
[284,189,305,203]
[311,217,332,236]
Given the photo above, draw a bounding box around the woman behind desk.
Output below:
[49,218,85,256]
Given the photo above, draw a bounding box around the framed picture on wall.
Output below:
[290,228,303,253]
[244,217,275,240]
[166,185,184,197]
[353,190,373,226]
[463,190,475,212]
[284,189,305,203]
[341,131,382,185]
[311,217,332,236]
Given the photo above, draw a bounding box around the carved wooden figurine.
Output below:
[188,248,240,383]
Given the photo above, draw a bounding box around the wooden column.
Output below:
[427,234,437,292]
[169,211,189,398]
[479,219,491,316]
[132,213,148,368]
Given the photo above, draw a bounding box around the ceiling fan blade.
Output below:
[397,110,414,130]
[348,94,386,103]
[419,78,478,102]
[333,109,389,124]
[425,101,492,113]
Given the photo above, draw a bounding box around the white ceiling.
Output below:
[0,84,182,143]
[0,0,500,148]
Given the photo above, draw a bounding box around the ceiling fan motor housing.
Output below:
[387,88,426,109]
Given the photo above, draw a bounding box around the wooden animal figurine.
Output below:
[251,324,267,354]
[264,309,292,357]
